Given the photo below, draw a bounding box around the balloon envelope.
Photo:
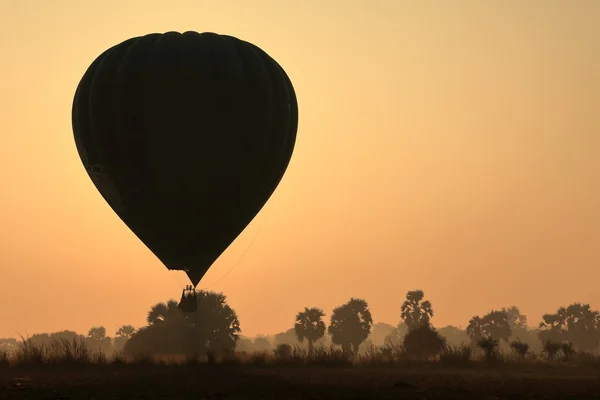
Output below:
[72,31,298,286]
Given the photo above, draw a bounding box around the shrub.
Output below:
[273,344,293,362]
[542,340,562,360]
[510,340,529,358]
[403,325,447,360]
[560,342,575,361]
[476,337,499,361]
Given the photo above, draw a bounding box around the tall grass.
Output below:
[2,338,599,370]
[439,344,473,367]
[11,336,116,368]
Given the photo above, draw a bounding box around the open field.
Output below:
[1,339,600,399]
[2,361,600,399]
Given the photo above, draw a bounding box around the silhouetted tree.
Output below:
[466,316,484,343]
[501,306,528,330]
[87,326,107,341]
[477,337,499,360]
[114,325,136,351]
[542,340,562,360]
[116,325,136,339]
[185,291,241,354]
[294,307,326,356]
[328,298,373,355]
[273,343,293,361]
[400,290,433,330]
[538,303,600,352]
[561,342,576,360]
[147,300,186,325]
[125,291,240,357]
[87,326,112,354]
[403,324,446,360]
[482,310,511,342]
[467,310,511,344]
[510,340,529,358]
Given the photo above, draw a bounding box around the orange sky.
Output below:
[0,0,598,339]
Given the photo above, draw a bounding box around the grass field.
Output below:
[1,340,599,399]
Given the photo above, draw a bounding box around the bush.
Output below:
[561,342,575,360]
[543,340,562,360]
[273,344,293,362]
[403,325,447,360]
[476,337,499,361]
[510,340,529,358]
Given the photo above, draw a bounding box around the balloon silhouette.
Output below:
[72,31,298,287]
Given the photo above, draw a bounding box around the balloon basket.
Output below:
[178,286,198,313]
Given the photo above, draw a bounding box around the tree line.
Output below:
[2,289,599,360]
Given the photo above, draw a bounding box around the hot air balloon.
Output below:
[72,31,298,308]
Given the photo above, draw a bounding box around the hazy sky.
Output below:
[0,0,598,339]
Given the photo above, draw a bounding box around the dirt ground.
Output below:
[1,364,599,400]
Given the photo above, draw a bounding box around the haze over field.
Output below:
[0,0,598,339]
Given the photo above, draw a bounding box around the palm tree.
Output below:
[114,325,136,351]
[136,292,240,357]
[185,291,241,353]
[87,326,107,341]
[294,307,326,356]
[147,299,186,325]
[328,298,373,355]
[115,325,136,340]
[87,326,111,353]
[400,290,433,330]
